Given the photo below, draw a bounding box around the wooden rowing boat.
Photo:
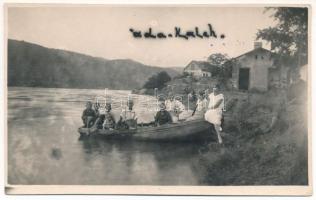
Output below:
[78,119,214,142]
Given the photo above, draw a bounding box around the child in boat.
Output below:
[155,102,173,126]
[93,102,106,129]
[117,98,137,129]
[81,101,97,128]
[102,103,116,130]
[165,93,185,122]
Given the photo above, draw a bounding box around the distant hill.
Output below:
[169,66,184,74]
[7,39,181,90]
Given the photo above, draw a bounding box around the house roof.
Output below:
[184,60,217,73]
[234,47,274,60]
[221,47,280,69]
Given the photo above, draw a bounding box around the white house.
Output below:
[230,42,280,91]
[183,61,213,78]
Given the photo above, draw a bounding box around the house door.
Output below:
[239,68,250,90]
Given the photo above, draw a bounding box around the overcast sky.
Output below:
[8,6,276,67]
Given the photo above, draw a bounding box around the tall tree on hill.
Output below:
[257,7,308,67]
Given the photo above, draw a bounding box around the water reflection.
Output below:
[79,137,207,185]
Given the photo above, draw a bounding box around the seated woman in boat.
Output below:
[81,101,97,128]
[155,102,173,126]
[186,90,208,121]
[93,102,107,129]
[165,93,185,123]
[117,99,137,129]
[102,103,116,130]
[204,84,224,144]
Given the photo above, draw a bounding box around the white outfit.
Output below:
[165,99,185,112]
[120,109,136,121]
[185,98,208,121]
[98,106,107,115]
[204,93,224,125]
[165,99,185,122]
[196,98,208,112]
[120,108,137,129]
[179,110,194,120]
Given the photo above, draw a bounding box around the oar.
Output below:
[191,105,198,116]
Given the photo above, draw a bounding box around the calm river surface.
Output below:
[7,87,209,185]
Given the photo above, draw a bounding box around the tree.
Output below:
[207,53,230,78]
[143,71,171,90]
[257,7,308,67]
[207,53,230,66]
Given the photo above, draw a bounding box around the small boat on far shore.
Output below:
[78,119,214,142]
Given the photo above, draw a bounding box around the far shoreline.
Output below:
[7,86,133,93]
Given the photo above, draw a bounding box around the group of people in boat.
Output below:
[81,84,224,143]
[81,98,137,130]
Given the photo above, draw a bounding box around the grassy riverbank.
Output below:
[195,85,308,185]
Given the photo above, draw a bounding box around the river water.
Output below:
[7,87,209,185]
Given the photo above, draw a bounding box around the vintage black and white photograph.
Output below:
[4,4,311,195]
